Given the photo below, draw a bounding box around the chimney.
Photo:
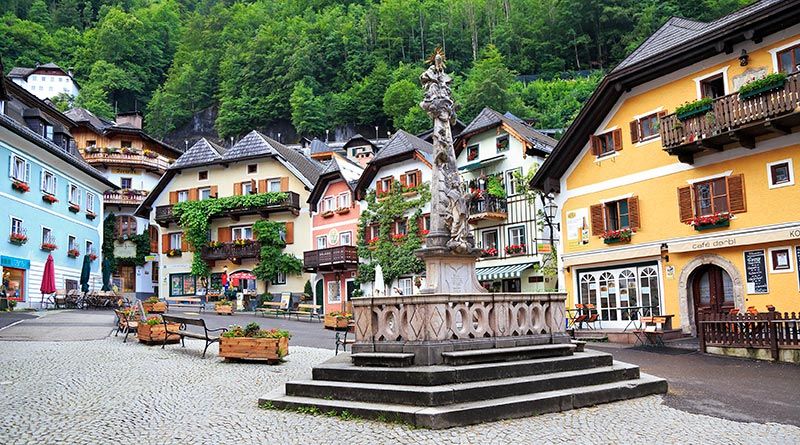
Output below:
[115,111,143,129]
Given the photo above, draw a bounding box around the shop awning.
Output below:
[229,271,256,280]
[458,154,506,172]
[476,262,536,281]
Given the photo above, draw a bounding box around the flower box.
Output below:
[601,228,634,245]
[42,194,58,204]
[219,336,289,361]
[9,233,27,245]
[68,204,80,213]
[11,181,30,193]
[67,249,80,258]
[41,243,57,252]
[324,314,352,330]
[167,249,182,258]
[334,207,350,215]
[143,150,159,159]
[603,237,631,244]
[505,244,527,256]
[137,323,180,344]
[676,98,713,121]
[738,73,787,100]
[694,220,730,231]
[481,248,498,257]
[148,302,167,313]
[215,303,234,315]
[321,210,335,218]
[86,212,96,220]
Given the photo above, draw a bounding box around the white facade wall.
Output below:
[12,74,79,101]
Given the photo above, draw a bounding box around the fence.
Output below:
[698,307,800,361]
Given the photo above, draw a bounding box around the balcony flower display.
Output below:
[68,203,80,213]
[505,244,526,255]
[11,180,30,193]
[42,194,58,204]
[738,72,787,100]
[167,249,182,257]
[675,98,713,121]
[392,233,407,242]
[233,238,253,247]
[121,147,136,155]
[481,247,498,257]
[601,228,635,244]
[143,149,159,159]
[207,240,223,248]
[67,248,80,258]
[41,242,57,251]
[9,232,27,245]
[105,147,120,154]
[84,146,100,154]
[687,211,732,230]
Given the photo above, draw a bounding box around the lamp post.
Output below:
[541,193,560,290]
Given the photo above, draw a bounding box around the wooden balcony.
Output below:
[303,246,359,272]
[200,241,260,264]
[660,72,800,164]
[468,196,508,223]
[104,190,148,206]
[155,192,301,227]
[84,151,172,173]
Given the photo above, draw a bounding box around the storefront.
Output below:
[1,256,30,303]
[476,262,536,293]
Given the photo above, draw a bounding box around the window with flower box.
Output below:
[590,197,640,242]
[9,155,30,183]
[677,174,746,227]
[401,170,421,190]
[337,193,350,209]
[467,144,479,161]
[10,217,24,240]
[85,240,94,255]
[232,226,253,240]
[481,230,499,257]
[376,176,394,197]
[366,224,379,242]
[169,233,182,250]
[41,170,57,195]
[507,226,526,254]
[68,184,80,205]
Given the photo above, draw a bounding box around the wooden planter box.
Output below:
[137,323,180,344]
[145,302,167,313]
[215,304,234,315]
[219,336,289,361]
[324,315,351,330]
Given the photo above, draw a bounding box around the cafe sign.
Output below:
[669,224,800,253]
[114,241,137,258]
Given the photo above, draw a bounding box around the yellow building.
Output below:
[136,132,321,302]
[532,1,800,335]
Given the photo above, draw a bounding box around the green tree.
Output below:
[383,79,421,128]
[253,221,303,295]
[457,44,526,121]
[52,0,81,29]
[27,0,50,28]
[290,79,328,136]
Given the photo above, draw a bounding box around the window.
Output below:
[86,193,95,214]
[323,196,335,212]
[44,125,53,141]
[10,155,29,182]
[604,200,630,231]
[404,170,420,188]
[117,216,137,237]
[506,168,521,196]
[170,273,196,297]
[777,43,800,74]
[700,74,725,99]
[41,170,56,195]
[397,277,413,296]
[317,236,327,249]
[678,174,746,223]
[767,159,794,188]
[169,233,182,250]
[86,140,96,148]
[367,224,379,242]
[327,281,341,302]
[481,230,499,255]
[467,144,479,161]
[378,176,393,196]
[630,113,662,143]
[120,177,132,189]
[769,247,793,273]
[177,190,189,202]
[241,181,253,195]
[421,214,431,232]
[693,178,728,217]
[247,164,258,174]
[395,219,407,236]
[496,135,509,153]
[590,130,620,157]
[121,141,132,148]
[340,231,352,246]
[11,218,23,236]
[42,227,54,245]
[232,226,253,240]
[85,240,93,255]
[337,193,350,209]
[198,171,208,181]
[68,184,80,205]
[199,187,212,200]
[274,271,287,285]
[508,226,526,248]
[268,179,282,192]
[68,235,77,251]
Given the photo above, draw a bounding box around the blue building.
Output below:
[0,59,116,307]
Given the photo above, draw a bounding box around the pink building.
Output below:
[303,153,364,314]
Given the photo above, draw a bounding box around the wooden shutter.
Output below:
[210,185,217,198]
[400,173,407,187]
[248,179,256,194]
[415,171,422,185]
[181,233,189,252]
[629,120,640,144]
[590,204,605,236]
[188,188,199,201]
[169,191,178,204]
[677,186,694,223]
[233,182,242,196]
[161,234,169,253]
[217,227,232,243]
[589,136,599,156]
[627,196,640,231]
[280,177,289,192]
[258,179,267,194]
[612,128,623,151]
[284,221,294,244]
[376,180,383,196]
[727,173,746,214]
[149,226,158,253]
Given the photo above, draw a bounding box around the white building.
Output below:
[8,63,80,101]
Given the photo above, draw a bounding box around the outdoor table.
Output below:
[621,306,664,331]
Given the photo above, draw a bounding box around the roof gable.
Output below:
[354,129,432,199]
[170,138,225,169]
[457,107,556,156]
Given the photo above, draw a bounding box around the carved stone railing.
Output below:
[351,292,568,365]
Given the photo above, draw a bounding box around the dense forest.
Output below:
[0,0,751,141]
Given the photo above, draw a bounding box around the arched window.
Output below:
[116,216,137,237]
[599,272,618,321]
[639,267,660,315]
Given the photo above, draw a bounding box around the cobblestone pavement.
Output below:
[1,337,798,445]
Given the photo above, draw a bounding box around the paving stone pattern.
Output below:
[0,338,797,444]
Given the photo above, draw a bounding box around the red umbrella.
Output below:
[40,254,56,295]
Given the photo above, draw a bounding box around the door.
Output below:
[117,266,136,293]
[315,279,324,307]
[692,265,734,330]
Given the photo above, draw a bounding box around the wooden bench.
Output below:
[114,308,141,343]
[633,316,667,347]
[165,297,205,312]
[290,303,322,322]
[161,314,226,358]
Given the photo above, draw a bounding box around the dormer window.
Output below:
[44,125,53,141]
[467,144,479,161]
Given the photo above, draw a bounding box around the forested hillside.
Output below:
[0,0,750,141]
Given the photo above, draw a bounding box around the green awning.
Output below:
[458,154,506,172]
[476,262,536,281]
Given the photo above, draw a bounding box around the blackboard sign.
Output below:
[744,249,768,294]
[796,246,800,291]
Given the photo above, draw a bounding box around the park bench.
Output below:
[334,320,356,355]
[161,314,226,358]
[290,303,322,322]
[165,296,205,312]
[633,316,667,347]
[256,293,291,318]
[114,308,142,343]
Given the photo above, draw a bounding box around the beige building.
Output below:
[136,132,322,301]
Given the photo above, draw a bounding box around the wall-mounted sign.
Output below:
[112,168,137,174]
[744,249,768,294]
[665,266,675,279]
[566,208,589,247]
[144,255,158,262]
[114,241,137,258]
[328,229,339,246]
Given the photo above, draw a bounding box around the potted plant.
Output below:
[143,149,158,159]
[9,232,27,246]
[215,299,234,315]
[41,242,57,251]
[68,203,80,213]
[137,316,180,344]
[167,249,182,258]
[324,311,353,330]
[67,248,80,258]
[687,211,732,231]
[675,98,713,121]
[481,247,498,257]
[219,323,290,361]
[11,180,29,193]
[486,175,506,199]
[89,253,98,261]
[142,296,166,313]
[601,228,635,244]
[367,237,379,250]
[42,194,58,204]
[505,244,526,255]
[738,72,787,100]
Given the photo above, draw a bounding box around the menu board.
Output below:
[744,249,768,294]
[796,246,800,290]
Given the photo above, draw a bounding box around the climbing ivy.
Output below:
[102,214,118,273]
[354,180,430,296]
[103,213,152,271]
[253,220,303,294]
[173,192,289,277]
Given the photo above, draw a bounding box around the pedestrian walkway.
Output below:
[0,310,113,341]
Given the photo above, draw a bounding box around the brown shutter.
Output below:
[376,180,383,196]
[169,191,178,204]
[590,136,599,156]
[627,196,640,231]
[161,234,169,254]
[280,177,289,192]
[677,186,694,223]
[217,227,231,243]
[629,120,640,144]
[284,221,294,244]
[612,128,623,151]
[233,182,242,196]
[400,174,407,187]
[415,171,422,185]
[180,234,188,252]
[249,179,256,194]
[188,188,199,201]
[590,204,605,236]
[727,173,746,214]
[149,226,158,253]
[258,179,267,194]
[210,185,217,198]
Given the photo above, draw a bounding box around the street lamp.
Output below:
[544,193,560,230]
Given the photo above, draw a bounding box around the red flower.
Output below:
[11,181,30,192]
[67,249,80,258]
[392,233,407,241]
[42,194,58,204]
[420,229,430,235]
[89,254,98,261]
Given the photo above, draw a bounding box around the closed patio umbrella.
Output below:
[39,254,56,309]
[101,258,112,291]
[80,255,92,293]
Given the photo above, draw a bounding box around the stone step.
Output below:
[571,340,587,352]
[574,333,609,342]
[286,362,640,406]
[313,350,614,386]
[440,343,576,366]
[262,372,668,429]
[351,352,415,367]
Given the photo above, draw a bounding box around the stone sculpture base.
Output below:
[416,248,486,294]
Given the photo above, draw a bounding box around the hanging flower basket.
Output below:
[68,203,80,213]
[67,248,80,258]
[41,243,57,252]
[9,233,27,245]
[601,228,634,244]
[11,180,30,193]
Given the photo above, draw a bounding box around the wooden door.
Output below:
[117,266,136,293]
[692,265,734,331]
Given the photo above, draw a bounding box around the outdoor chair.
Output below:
[571,304,589,330]
[585,304,601,330]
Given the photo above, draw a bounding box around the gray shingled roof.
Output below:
[309,138,332,154]
[7,67,34,78]
[372,130,433,163]
[170,138,225,170]
[64,108,113,131]
[459,107,557,152]
[222,130,323,186]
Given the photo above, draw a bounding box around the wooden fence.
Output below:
[698,307,800,361]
